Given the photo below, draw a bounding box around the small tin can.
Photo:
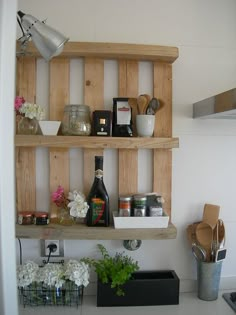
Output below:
[33,212,49,225]
[118,195,132,217]
[149,206,163,217]
[18,211,34,225]
[133,194,147,208]
[134,207,146,217]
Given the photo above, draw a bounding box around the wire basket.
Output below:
[18,281,83,307]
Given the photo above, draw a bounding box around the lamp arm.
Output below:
[17,14,25,37]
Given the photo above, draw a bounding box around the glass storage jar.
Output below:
[62,104,91,136]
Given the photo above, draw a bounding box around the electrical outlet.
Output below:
[41,240,64,257]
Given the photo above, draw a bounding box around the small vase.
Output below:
[18,117,38,135]
[58,208,75,226]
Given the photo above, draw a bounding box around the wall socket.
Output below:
[41,240,64,257]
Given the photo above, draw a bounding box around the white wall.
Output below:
[0,0,18,314]
[17,0,236,291]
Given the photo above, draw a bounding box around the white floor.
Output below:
[19,290,236,315]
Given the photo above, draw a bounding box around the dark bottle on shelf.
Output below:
[86,156,110,227]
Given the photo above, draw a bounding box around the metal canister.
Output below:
[149,206,163,217]
[18,211,34,225]
[134,207,146,217]
[118,195,132,217]
[34,212,49,225]
[133,194,147,208]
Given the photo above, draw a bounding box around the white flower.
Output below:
[17,259,90,289]
[64,260,90,287]
[68,190,89,218]
[17,260,39,287]
[38,263,65,288]
[19,102,45,120]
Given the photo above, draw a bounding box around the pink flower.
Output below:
[51,185,68,208]
[15,96,25,112]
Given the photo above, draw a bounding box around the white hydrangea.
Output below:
[17,260,39,287]
[37,263,65,288]
[64,260,90,287]
[17,260,90,289]
[68,190,89,218]
[19,102,45,120]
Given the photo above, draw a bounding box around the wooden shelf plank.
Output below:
[17,41,179,63]
[15,135,179,149]
[15,222,177,240]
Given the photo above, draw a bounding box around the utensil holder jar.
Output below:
[197,260,223,301]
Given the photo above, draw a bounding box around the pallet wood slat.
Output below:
[118,60,138,195]
[83,58,104,195]
[49,58,70,221]
[16,41,179,63]
[153,62,173,216]
[16,57,36,213]
[15,135,179,149]
[16,222,177,240]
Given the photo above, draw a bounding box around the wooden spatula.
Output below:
[202,203,220,229]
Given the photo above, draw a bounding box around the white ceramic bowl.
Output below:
[39,121,61,136]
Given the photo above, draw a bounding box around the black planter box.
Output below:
[97,270,179,307]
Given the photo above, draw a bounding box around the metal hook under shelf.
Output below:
[123,240,142,251]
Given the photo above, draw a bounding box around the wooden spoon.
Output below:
[196,222,213,262]
[128,98,137,113]
[137,95,148,114]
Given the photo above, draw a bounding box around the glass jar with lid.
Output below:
[62,104,91,136]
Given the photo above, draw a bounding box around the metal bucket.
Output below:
[197,260,223,301]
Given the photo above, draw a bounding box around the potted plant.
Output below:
[83,244,180,307]
[83,244,139,297]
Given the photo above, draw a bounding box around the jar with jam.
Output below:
[17,211,34,225]
[62,104,91,136]
[34,212,49,225]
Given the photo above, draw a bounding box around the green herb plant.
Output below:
[82,244,139,296]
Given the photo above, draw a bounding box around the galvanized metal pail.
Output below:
[197,260,223,301]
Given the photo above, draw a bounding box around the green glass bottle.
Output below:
[86,156,110,227]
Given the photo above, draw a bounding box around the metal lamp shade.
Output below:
[20,13,69,61]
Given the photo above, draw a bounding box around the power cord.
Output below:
[17,238,22,265]
[46,243,57,263]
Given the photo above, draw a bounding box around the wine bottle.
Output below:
[86,156,110,227]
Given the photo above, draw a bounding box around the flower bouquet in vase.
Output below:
[51,185,89,225]
[15,96,44,135]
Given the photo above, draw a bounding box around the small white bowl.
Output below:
[39,121,61,136]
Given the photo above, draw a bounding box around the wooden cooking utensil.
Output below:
[128,98,137,113]
[186,222,200,245]
[202,203,220,229]
[196,222,213,262]
[146,97,161,115]
[137,95,148,114]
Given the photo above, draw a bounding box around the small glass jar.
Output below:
[34,212,49,225]
[62,104,91,136]
[18,211,34,225]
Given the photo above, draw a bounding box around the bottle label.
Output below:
[91,198,105,224]
[95,169,103,179]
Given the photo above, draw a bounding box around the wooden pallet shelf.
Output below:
[15,222,177,240]
[15,135,179,149]
[15,41,179,241]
